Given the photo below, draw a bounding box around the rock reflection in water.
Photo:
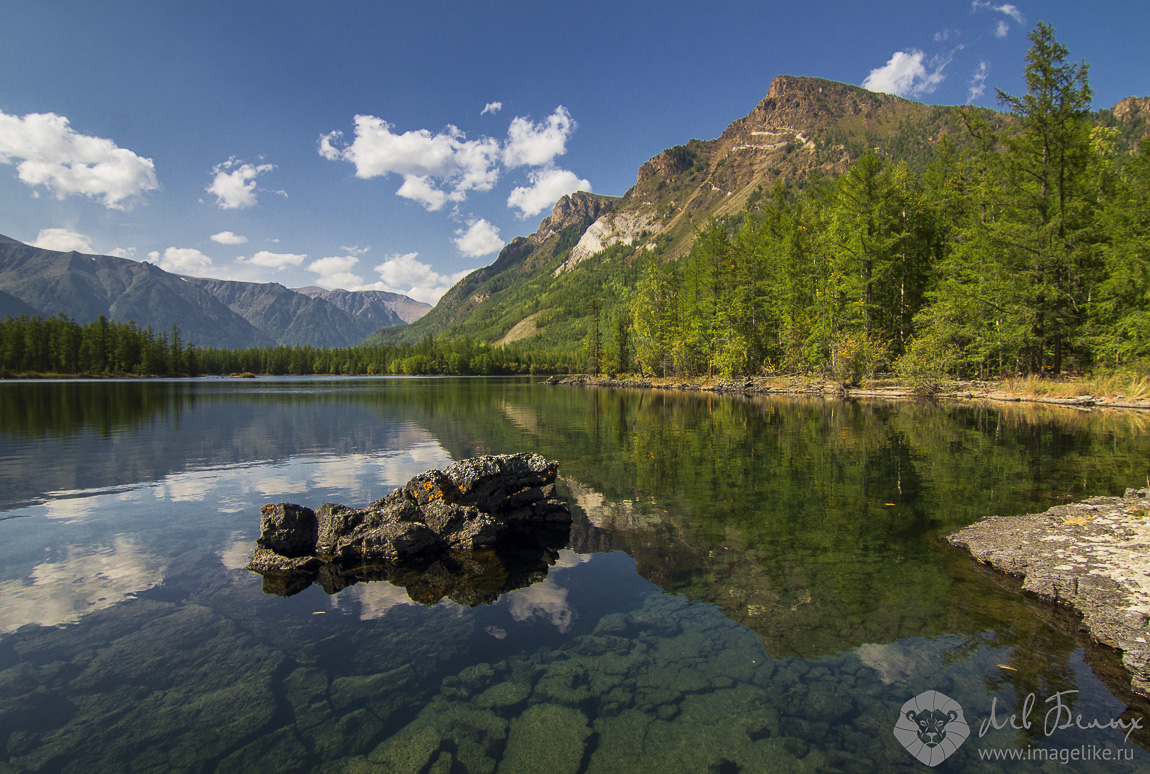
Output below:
[253,525,572,607]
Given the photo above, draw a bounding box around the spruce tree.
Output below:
[994,21,1094,373]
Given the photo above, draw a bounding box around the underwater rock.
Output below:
[500,703,592,774]
[216,726,310,774]
[472,680,531,711]
[247,453,571,601]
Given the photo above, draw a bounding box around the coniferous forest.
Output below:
[624,24,1149,385]
[2,25,1148,382]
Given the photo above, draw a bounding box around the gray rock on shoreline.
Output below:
[947,487,1150,697]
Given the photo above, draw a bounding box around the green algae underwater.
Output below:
[1,376,1149,773]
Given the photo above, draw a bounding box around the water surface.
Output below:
[1,377,1148,772]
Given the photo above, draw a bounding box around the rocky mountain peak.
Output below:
[637,142,708,186]
[723,75,908,142]
[530,192,618,244]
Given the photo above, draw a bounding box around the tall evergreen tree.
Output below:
[994,21,1094,373]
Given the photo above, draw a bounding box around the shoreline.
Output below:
[548,374,1150,411]
[947,488,1150,699]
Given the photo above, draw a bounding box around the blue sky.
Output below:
[1,1,1147,304]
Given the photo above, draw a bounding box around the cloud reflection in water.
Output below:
[0,538,167,634]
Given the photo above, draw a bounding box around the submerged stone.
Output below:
[216,726,310,774]
[499,703,592,774]
[367,723,441,774]
[472,679,530,711]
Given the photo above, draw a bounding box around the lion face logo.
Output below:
[906,708,960,747]
[893,691,970,767]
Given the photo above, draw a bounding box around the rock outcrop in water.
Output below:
[947,487,1150,698]
[247,453,571,600]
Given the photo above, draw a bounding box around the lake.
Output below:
[1,377,1149,772]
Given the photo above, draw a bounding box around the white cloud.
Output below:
[502,106,575,168]
[238,250,307,268]
[320,106,588,215]
[504,575,573,632]
[363,251,470,304]
[481,101,503,116]
[972,0,1024,35]
[319,116,500,211]
[934,29,954,42]
[0,110,158,209]
[998,3,1024,22]
[862,49,949,98]
[453,218,503,257]
[206,157,275,209]
[31,227,93,253]
[972,1,1024,23]
[507,166,590,219]
[156,248,212,274]
[147,247,214,275]
[107,247,135,258]
[968,61,990,102]
[395,174,449,211]
[308,254,363,289]
[210,230,248,245]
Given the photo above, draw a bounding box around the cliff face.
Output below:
[583,75,946,264]
[1108,96,1150,146]
[1112,96,1150,122]
[530,192,618,245]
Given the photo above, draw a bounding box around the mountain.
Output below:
[0,288,40,318]
[0,237,419,348]
[0,239,272,347]
[368,76,977,348]
[370,75,1149,353]
[181,277,387,348]
[294,286,430,324]
[379,191,619,346]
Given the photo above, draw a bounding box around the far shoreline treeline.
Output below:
[0,314,568,377]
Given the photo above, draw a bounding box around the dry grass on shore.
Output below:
[1001,373,1150,401]
[597,370,1150,404]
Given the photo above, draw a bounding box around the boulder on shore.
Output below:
[247,453,571,601]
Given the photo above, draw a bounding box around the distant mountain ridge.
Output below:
[294,286,430,324]
[0,236,428,348]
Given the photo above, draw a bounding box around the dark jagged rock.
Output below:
[247,453,571,602]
